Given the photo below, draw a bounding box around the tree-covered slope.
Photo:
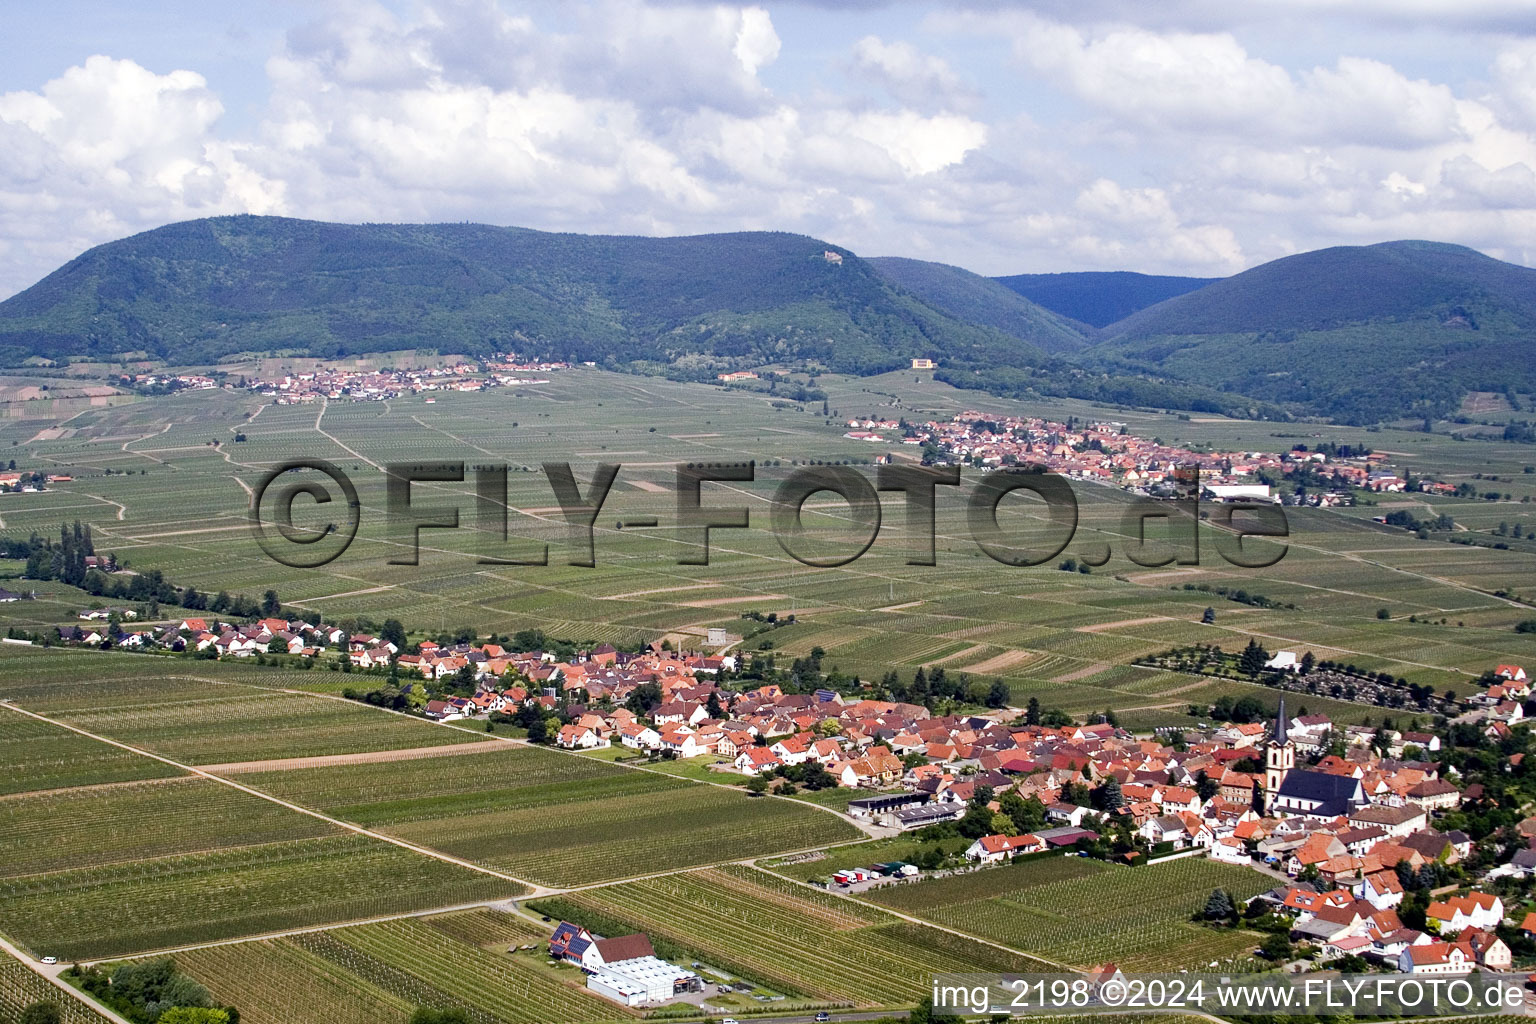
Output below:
[992,270,1219,328]
[0,216,1068,374]
[864,256,1089,354]
[1088,241,1536,423]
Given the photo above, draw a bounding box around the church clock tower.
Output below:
[1264,696,1294,813]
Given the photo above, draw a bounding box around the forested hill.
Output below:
[1087,240,1536,424]
[863,256,1090,354]
[0,216,1080,374]
[992,270,1219,328]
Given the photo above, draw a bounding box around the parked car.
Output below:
[40,956,57,965]
[815,1013,831,1022]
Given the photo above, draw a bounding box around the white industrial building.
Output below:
[586,956,701,1006]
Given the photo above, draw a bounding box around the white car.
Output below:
[40,956,57,965]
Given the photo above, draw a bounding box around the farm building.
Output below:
[548,923,701,1006]
[588,956,702,1006]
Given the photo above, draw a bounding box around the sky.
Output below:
[4,0,1536,298]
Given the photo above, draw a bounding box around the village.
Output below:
[839,410,1453,505]
[247,356,566,403]
[42,603,1536,992]
[118,356,569,405]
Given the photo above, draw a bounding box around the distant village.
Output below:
[842,410,1449,506]
[123,355,572,405]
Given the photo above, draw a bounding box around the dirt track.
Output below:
[201,738,511,774]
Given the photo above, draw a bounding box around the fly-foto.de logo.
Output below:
[250,460,1288,571]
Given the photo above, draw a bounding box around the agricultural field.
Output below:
[0,956,113,1024]
[0,368,1533,736]
[0,833,520,960]
[169,909,635,1024]
[230,744,864,887]
[868,855,1274,971]
[0,777,339,877]
[50,690,485,765]
[0,711,185,795]
[543,864,1050,1006]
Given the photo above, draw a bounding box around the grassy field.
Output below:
[867,855,1274,971]
[543,864,1049,1006]
[229,744,863,887]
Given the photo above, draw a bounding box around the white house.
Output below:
[1425,893,1503,935]
[1399,941,1474,975]
[965,834,1044,864]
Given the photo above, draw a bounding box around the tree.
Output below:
[706,692,724,719]
[1377,607,1391,620]
[1260,931,1291,961]
[157,1011,230,1024]
[909,994,959,1024]
[411,1011,472,1024]
[1202,888,1235,922]
[1300,651,1316,674]
[958,794,997,839]
[1000,790,1045,833]
[261,589,281,617]
[18,1003,62,1024]
[1025,697,1041,725]
[526,717,549,744]
[986,678,1011,709]
[1239,638,1269,676]
[380,618,408,649]
[746,775,769,796]
[1194,769,1219,802]
[1092,777,1124,812]
[1201,606,1216,624]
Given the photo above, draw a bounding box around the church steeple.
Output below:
[1264,696,1294,814]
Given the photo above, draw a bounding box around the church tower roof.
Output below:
[1272,696,1288,744]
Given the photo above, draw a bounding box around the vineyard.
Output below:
[173,941,414,1024]
[0,777,337,877]
[235,746,861,886]
[0,957,112,1024]
[55,691,480,764]
[551,865,1049,1005]
[878,857,1273,970]
[286,918,634,1024]
[0,711,185,795]
[0,834,522,960]
[867,854,1109,912]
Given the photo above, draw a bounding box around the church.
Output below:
[1263,696,1366,817]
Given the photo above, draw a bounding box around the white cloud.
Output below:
[849,36,976,111]
[0,56,282,296]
